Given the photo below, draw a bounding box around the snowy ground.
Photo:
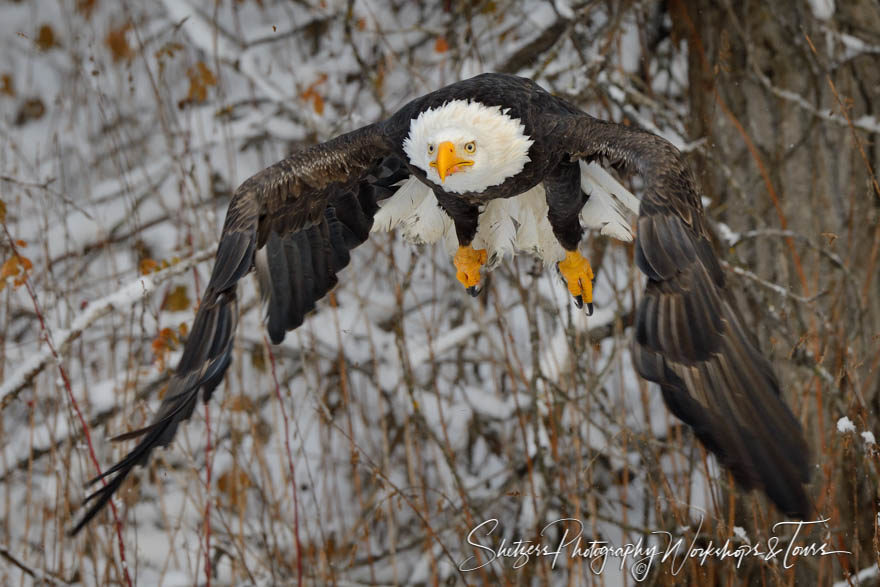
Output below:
[1,1,872,585]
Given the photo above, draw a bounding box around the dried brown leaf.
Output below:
[14,98,45,126]
[105,23,133,62]
[76,0,97,18]
[162,284,191,312]
[36,25,57,51]
[224,394,255,412]
[1,256,19,280]
[217,468,251,509]
[250,346,267,372]
[151,327,179,370]
[1,74,14,98]
[300,74,327,116]
[139,258,159,274]
[184,61,217,105]
[1,253,32,289]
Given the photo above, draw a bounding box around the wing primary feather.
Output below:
[669,294,696,362]
[285,233,308,331]
[307,222,332,297]
[257,155,408,342]
[266,232,292,344]
[295,228,317,316]
[326,214,353,269]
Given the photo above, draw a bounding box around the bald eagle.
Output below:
[71,73,810,534]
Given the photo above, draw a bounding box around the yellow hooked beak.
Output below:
[430,141,473,182]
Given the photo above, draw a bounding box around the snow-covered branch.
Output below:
[0,247,215,409]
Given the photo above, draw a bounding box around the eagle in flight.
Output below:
[71,73,810,534]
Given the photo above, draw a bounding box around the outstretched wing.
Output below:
[70,124,399,534]
[256,155,408,343]
[547,112,810,517]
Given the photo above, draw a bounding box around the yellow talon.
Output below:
[454,245,487,289]
[558,250,594,304]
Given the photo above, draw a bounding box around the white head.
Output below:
[403,100,534,194]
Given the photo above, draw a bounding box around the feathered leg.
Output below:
[545,161,593,313]
[435,189,486,296]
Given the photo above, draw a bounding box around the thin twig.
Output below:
[1,224,133,587]
[264,335,303,587]
[0,246,215,408]
[0,543,69,585]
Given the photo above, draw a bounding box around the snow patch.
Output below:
[836,416,855,434]
[716,222,740,247]
[553,0,574,19]
[833,564,879,587]
[808,0,835,21]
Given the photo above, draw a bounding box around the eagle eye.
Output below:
[464,141,476,153]
[427,144,435,154]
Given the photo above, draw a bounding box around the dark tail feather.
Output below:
[69,407,192,535]
[70,279,244,535]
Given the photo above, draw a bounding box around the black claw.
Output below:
[586,302,594,316]
[573,295,583,309]
[467,285,481,297]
